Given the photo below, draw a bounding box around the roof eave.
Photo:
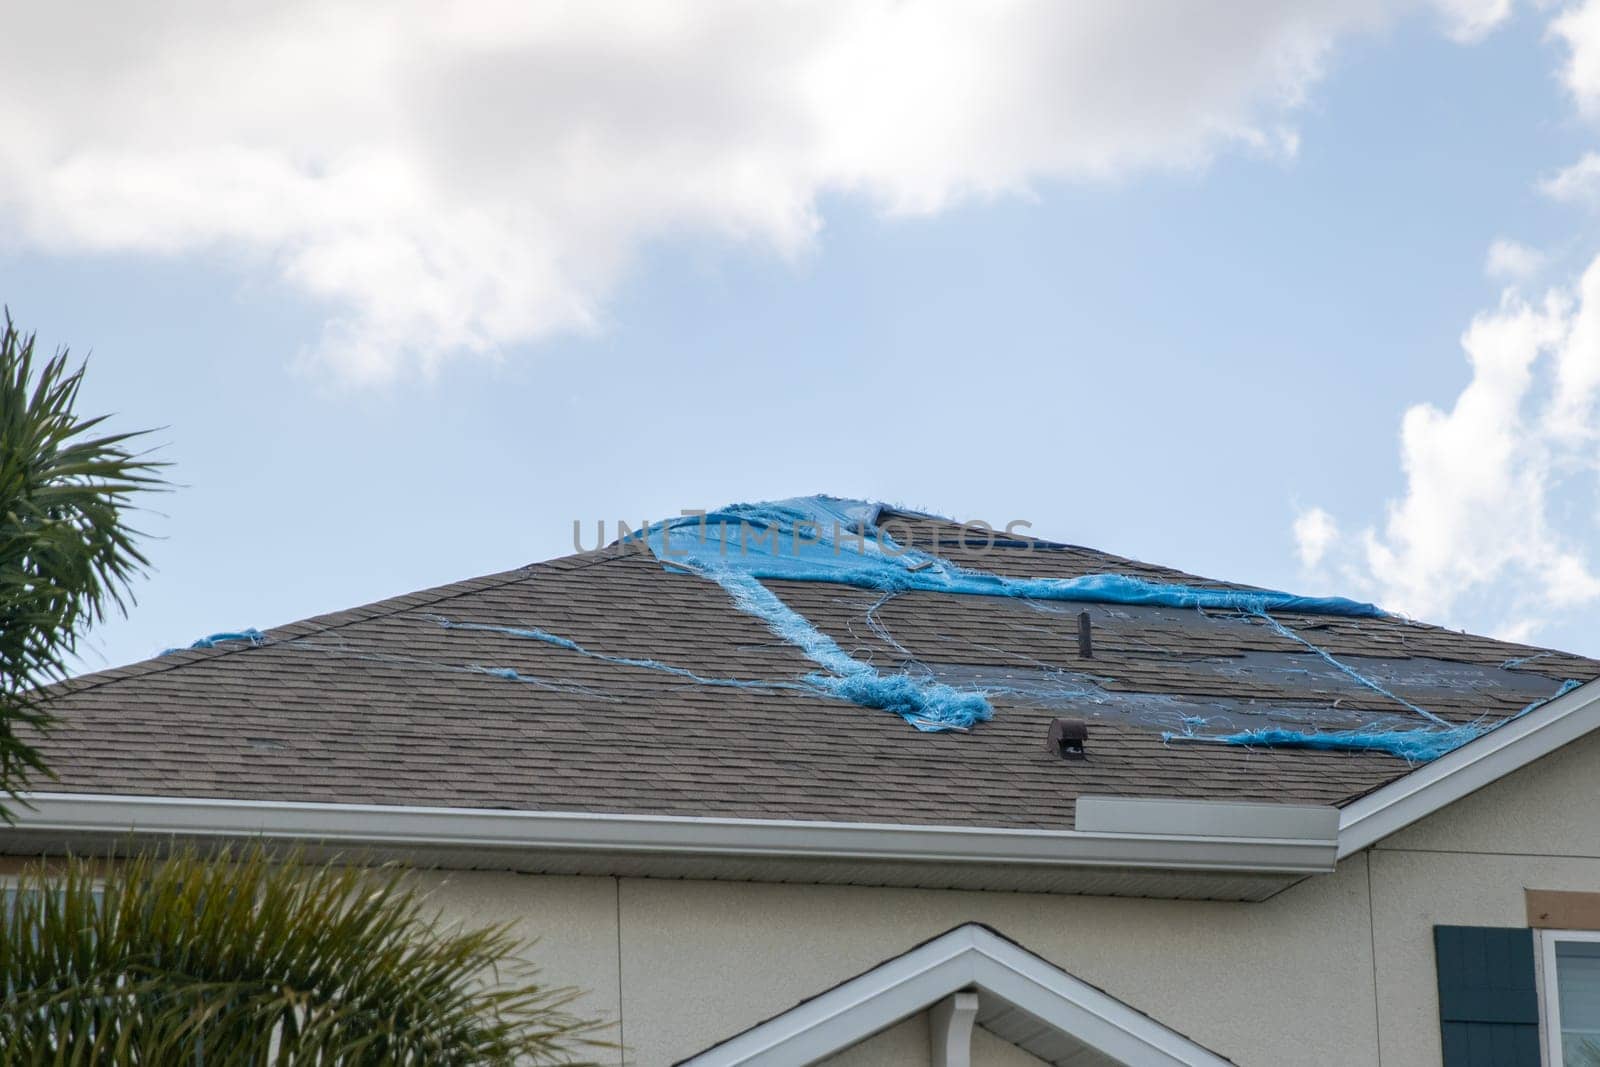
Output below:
[14,673,1599,897]
[0,792,1336,901]
[1337,675,1600,857]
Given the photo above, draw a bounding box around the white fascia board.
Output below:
[1337,676,1600,858]
[679,924,1235,1067]
[8,792,1336,875]
[1076,796,1339,841]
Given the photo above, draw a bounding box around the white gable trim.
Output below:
[1337,676,1600,857]
[677,924,1234,1067]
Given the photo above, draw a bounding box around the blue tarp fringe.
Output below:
[160,628,267,655]
[1186,679,1584,762]
[425,495,1582,759]
[624,496,1383,734]
[1195,724,1491,763]
[635,498,1385,618]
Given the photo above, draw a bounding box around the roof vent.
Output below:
[1077,610,1093,658]
[1047,717,1088,760]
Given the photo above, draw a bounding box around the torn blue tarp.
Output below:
[634,497,1386,618]
[1193,724,1492,763]
[433,494,1576,757]
[612,496,1386,734]
[1185,679,1586,763]
[161,628,267,655]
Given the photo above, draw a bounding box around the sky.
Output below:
[2,0,1600,670]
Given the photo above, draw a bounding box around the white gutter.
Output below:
[1338,676,1600,858]
[7,793,1338,875]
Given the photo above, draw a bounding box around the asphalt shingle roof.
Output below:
[31,510,1599,830]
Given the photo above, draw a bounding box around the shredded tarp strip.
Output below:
[424,495,1579,759]
[618,496,1383,733]
[1180,679,1585,763]
[160,628,267,655]
[636,498,1385,618]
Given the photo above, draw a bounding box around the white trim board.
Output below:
[1337,677,1600,858]
[676,923,1235,1067]
[1537,927,1600,1067]
[4,792,1338,876]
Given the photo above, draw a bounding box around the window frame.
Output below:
[1540,928,1600,1066]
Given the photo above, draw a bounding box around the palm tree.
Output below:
[0,311,165,814]
[0,846,611,1064]
[0,319,608,1062]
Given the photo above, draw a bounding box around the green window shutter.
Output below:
[1434,925,1542,1066]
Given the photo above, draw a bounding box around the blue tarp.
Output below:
[160,628,267,655]
[619,496,1392,735]
[636,497,1385,617]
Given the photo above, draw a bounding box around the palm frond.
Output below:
[0,846,613,1065]
[0,309,167,816]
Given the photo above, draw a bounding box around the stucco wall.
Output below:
[414,728,1600,1067]
[420,861,1376,1066]
[1363,726,1600,1066]
[411,871,626,1065]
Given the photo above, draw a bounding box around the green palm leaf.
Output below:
[0,846,612,1064]
[0,310,166,816]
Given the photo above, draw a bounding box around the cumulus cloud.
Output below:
[1542,152,1600,207]
[0,1,1507,382]
[1295,253,1600,634]
[1293,508,1340,567]
[1485,238,1548,281]
[1294,0,1600,644]
[1553,0,1600,115]
[1434,0,1515,42]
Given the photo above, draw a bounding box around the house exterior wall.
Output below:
[1365,725,1600,1066]
[415,729,1600,1067]
[419,857,1377,1065]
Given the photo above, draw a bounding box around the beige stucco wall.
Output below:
[416,728,1600,1067]
[1362,726,1600,1066]
[420,859,1377,1065]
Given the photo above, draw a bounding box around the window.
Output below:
[1542,931,1600,1066]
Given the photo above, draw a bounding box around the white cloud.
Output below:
[1434,0,1515,42]
[1540,152,1600,206]
[1296,253,1600,636]
[1485,238,1548,281]
[0,1,1506,382]
[1553,0,1600,115]
[1293,507,1340,567]
[1297,0,1600,644]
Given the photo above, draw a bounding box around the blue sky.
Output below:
[3,2,1600,670]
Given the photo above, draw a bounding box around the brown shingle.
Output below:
[29,513,1599,830]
